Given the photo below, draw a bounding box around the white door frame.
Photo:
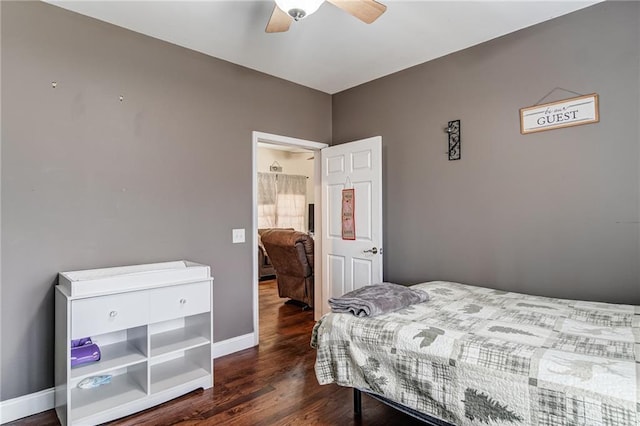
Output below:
[251,131,328,346]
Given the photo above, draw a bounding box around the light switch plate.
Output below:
[232,228,245,244]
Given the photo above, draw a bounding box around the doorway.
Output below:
[251,131,328,346]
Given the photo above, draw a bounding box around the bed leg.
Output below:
[354,388,362,417]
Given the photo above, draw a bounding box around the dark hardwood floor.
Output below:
[10,280,424,425]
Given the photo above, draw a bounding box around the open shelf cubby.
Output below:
[150,313,211,358]
[70,363,147,423]
[150,345,211,394]
[70,327,147,380]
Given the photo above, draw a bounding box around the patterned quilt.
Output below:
[312,281,640,425]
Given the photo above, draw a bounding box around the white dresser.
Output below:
[54,261,213,426]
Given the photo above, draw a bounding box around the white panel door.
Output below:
[321,136,382,314]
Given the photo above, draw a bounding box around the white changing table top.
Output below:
[58,260,212,299]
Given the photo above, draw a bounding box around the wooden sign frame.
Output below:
[520,93,599,135]
[341,188,355,240]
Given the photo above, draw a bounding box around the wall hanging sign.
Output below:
[520,93,599,134]
[269,161,283,172]
[341,188,355,240]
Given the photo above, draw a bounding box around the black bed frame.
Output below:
[353,389,454,426]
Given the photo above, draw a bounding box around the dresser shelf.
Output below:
[151,327,210,358]
[70,341,147,380]
[71,369,147,422]
[150,356,210,394]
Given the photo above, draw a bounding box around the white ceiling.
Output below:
[46,0,601,94]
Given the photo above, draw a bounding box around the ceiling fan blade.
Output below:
[265,5,293,33]
[327,0,387,24]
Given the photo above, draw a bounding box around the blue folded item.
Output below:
[77,375,112,389]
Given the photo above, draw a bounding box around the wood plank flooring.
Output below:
[10,280,424,425]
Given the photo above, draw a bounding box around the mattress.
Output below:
[312,281,640,425]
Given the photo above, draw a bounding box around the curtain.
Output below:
[257,172,307,232]
[276,174,307,231]
[258,173,277,228]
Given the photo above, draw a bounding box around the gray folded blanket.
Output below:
[328,282,429,317]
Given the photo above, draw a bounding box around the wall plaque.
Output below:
[520,94,599,134]
[341,188,355,240]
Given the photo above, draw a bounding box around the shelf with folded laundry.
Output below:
[69,362,147,423]
[70,326,147,381]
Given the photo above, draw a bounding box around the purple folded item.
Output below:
[71,343,101,367]
[71,337,93,348]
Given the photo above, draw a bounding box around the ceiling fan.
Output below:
[266,0,387,33]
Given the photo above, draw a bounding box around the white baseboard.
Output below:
[0,333,257,423]
[212,332,256,359]
[0,387,55,424]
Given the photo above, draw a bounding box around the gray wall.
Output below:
[333,2,640,304]
[1,1,331,400]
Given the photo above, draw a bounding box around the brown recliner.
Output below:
[260,229,314,308]
[257,229,276,280]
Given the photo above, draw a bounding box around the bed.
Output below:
[311,281,640,425]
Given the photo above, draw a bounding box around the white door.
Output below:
[321,136,382,314]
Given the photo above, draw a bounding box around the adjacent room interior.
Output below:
[256,142,316,317]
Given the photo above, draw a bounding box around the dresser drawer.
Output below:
[71,291,149,339]
[149,281,211,323]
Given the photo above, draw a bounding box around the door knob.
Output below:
[363,247,378,254]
